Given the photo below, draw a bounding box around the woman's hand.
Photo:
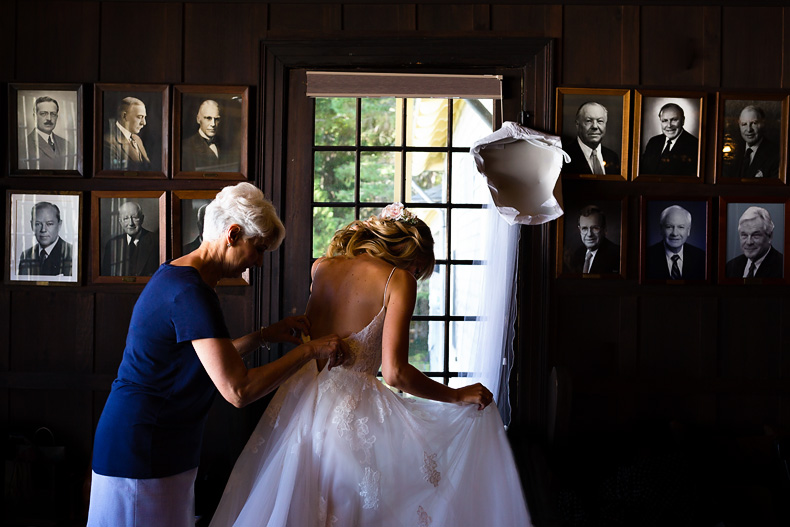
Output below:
[454,383,494,411]
[304,334,349,371]
[261,316,311,346]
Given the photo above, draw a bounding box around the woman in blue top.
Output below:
[87,182,348,527]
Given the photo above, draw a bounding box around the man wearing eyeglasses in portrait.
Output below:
[19,96,73,170]
[101,201,159,277]
[565,205,620,275]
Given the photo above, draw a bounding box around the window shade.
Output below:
[306,71,502,99]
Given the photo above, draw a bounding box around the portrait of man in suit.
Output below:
[17,201,74,277]
[182,202,208,255]
[721,104,781,180]
[17,95,75,171]
[561,101,621,176]
[725,206,784,279]
[104,97,151,172]
[181,99,240,173]
[100,200,159,277]
[645,204,705,281]
[639,101,699,177]
[564,205,621,275]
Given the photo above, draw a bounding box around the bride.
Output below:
[209,203,531,526]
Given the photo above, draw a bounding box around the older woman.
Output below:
[87,182,347,527]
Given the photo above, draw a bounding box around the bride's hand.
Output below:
[261,316,311,346]
[454,383,494,410]
[305,334,349,370]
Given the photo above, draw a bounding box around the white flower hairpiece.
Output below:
[380,202,419,225]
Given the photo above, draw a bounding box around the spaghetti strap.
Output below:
[383,267,397,307]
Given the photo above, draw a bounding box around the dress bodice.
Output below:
[339,306,385,375]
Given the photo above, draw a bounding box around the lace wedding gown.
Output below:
[209,290,531,526]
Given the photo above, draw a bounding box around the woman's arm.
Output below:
[379,269,493,410]
[231,315,312,359]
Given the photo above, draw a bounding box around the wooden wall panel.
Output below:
[555,294,621,377]
[490,4,561,37]
[343,4,416,31]
[93,292,138,375]
[100,2,183,84]
[9,291,94,373]
[416,3,485,31]
[0,288,8,371]
[562,5,627,86]
[16,1,100,82]
[217,287,255,337]
[721,6,783,89]
[718,296,783,379]
[184,3,268,86]
[638,297,709,376]
[641,6,710,87]
[269,2,341,32]
[0,2,15,81]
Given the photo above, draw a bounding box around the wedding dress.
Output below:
[209,272,531,527]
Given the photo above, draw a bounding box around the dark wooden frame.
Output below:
[555,87,630,181]
[639,196,711,284]
[5,190,82,285]
[171,189,249,285]
[714,92,789,184]
[718,196,790,285]
[94,83,169,179]
[172,85,249,180]
[9,83,84,177]
[90,190,167,285]
[632,90,706,182]
[555,194,627,279]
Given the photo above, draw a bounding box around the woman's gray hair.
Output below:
[202,182,286,248]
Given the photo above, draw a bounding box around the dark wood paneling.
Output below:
[719,296,783,379]
[641,6,709,87]
[0,288,8,371]
[217,286,255,337]
[9,290,94,373]
[556,293,622,377]
[721,6,783,89]
[184,3,268,86]
[416,3,482,31]
[0,2,15,81]
[100,2,183,83]
[639,296,710,376]
[93,291,138,375]
[269,2,341,31]
[343,4,416,31]
[562,5,626,86]
[16,1,100,82]
[490,4,562,36]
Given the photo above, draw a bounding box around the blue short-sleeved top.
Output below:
[92,263,230,479]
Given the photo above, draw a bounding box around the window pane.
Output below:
[414,264,446,316]
[312,206,354,258]
[406,152,447,204]
[411,207,446,260]
[405,98,448,148]
[409,319,445,372]
[314,151,356,202]
[452,98,494,148]
[360,151,398,202]
[451,208,486,261]
[314,98,356,146]
[450,152,487,204]
[449,320,480,374]
[360,98,399,147]
[451,264,484,317]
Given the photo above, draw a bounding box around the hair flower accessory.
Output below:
[380,202,419,224]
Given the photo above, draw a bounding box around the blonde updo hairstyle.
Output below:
[202,182,285,249]
[326,214,435,281]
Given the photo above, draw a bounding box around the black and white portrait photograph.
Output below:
[720,198,787,283]
[633,91,705,181]
[716,94,788,183]
[173,85,248,179]
[557,195,625,278]
[95,84,169,178]
[641,198,709,283]
[91,191,166,284]
[555,87,630,181]
[11,83,83,176]
[6,191,81,284]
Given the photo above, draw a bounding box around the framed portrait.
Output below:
[94,84,169,178]
[632,90,705,182]
[555,194,626,278]
[639,197,711,284]
[555,87,630,181]
[172,85,249,180]
[5,190,82,285]
[718,197,789,284]
[9,83,83,176]
[714,93,788,184]
[91,191,166,284]
[172,190,249,285]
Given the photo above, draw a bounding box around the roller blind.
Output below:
[305,71,502,99]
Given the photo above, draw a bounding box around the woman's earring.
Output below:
[227,242,232,248]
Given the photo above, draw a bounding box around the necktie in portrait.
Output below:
[670,254,681,280]
[589,151,604,175]
[582,250,593,273]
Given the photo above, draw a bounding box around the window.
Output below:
[311,91,498,385]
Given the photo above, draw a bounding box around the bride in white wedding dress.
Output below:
[209,203,531,527]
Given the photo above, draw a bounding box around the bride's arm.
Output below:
[380,269,493,409]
